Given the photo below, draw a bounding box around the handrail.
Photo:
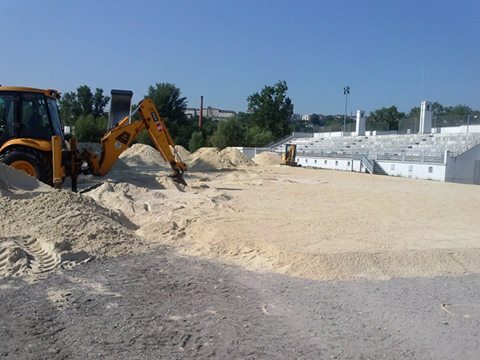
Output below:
[360,154,374,174]
[266,134,295,150]
[266,132,314,150]
[450,138,480,157]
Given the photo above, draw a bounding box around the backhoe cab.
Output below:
[0,86,187,190]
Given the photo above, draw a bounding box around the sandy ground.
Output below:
[173,166,480,280]
[2,145,480,358]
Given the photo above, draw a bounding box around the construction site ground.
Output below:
[1,146,480,359]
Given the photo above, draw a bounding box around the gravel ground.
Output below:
[1,248,479,360]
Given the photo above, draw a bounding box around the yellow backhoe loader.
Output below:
[281,143,297,166]
[0,86,187,190]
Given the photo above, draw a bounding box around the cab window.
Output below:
[19,93,52,139]
[47,98,64,137]
[0,94,16,142]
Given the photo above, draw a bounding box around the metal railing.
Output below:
[450,138,480,157]
[360,154,374,173]
[266,132,314,150]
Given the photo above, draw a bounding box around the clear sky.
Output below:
[1,0,479,115]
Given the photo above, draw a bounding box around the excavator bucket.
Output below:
[108,90,133,129]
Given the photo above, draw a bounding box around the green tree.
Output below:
[76,85,94,116]
[368,106,405,131]
[310,113,322,125]
[245,125,273,147]
[74,114,108,142]
[146,83,188,138]
[59,92,81,126]
[188,131,205,152]
[93,88,110,118]
[59,85,110,126]
[209,117,246,149]
[247,80,294,138]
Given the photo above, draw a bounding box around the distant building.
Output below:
[301,114,312,122]
[185,107,236,121]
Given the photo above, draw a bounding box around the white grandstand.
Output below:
[240,102,480,185]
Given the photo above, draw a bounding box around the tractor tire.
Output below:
[0,147,53,185]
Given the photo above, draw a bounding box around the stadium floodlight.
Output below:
[343,86,350,133]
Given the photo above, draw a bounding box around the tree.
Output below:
[189,131,205,152]
[59,85,110,126]
[59,92,81,126]
[92,88,110,118]
[368,106,405,131]
[245,125,273,147]
[310,113,322,125]
[74,114,108,142]
[209,117,246,149]
[146,83,188,138]
[247,80,294,138]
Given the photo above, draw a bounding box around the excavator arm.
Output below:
[83,98,187,185]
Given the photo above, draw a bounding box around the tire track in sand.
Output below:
[0,236,61,277]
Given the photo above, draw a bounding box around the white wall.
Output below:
[376,161,446,181]
[236,147,268,159]
[433,125,480,134]
[445,145,480,184]
[296,156,365,172]
[313,131,357,138]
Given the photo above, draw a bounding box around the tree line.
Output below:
[59,81,294,151]
[60,83,479,149]
[297,103,480,133]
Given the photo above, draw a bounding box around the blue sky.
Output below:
[1,0,479,115]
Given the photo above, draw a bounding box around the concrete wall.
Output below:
[236,147,268,159]
[296,156,365,173]
[445,145,480,184]
[433,125,480,134]
[376,161,446,181]
[296,155,447,181]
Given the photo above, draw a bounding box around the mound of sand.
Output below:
[253,152,281,166]
[0,163,52,197]
[0,189,143,278]
[220,147,255,167]
[170,145,191,160]
[120,144,169,169]
[185,147,254,172]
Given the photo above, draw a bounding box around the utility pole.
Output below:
[199,96,204,129]
[343,86,350,133]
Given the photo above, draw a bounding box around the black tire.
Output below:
[0,147,52,185]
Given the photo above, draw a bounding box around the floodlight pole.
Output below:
[343,86,350,133]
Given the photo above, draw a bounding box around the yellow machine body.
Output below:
[281,143,297,166]
[0,86,187,189]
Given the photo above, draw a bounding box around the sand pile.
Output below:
[185,147,254,172]
[220,147,255,167]
[0,163,52,197]
[0,189,143,278]
[87,181,167,221]
[120,143,169,169]
[170,145,191,160]
[253,152,281,166]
